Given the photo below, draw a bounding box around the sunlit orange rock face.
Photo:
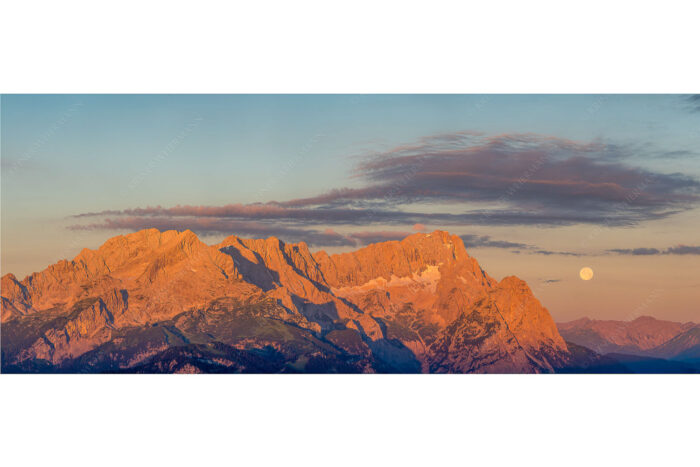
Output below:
[1,228,572,373]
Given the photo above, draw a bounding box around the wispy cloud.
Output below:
[460,234,530,250]
[73,203,676,227]
[461,234,584,256]
[608,245,700,255]
[532,249,583,257]
[282,132,699,221]
[69,131,700,245]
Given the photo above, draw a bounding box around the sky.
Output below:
[2,94,699,322]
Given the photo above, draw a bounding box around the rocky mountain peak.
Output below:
[2,228,575,373]
[312,230,483,289]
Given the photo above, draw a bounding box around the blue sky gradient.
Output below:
[2,94,699,321]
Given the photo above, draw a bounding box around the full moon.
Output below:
[579,267,594,281]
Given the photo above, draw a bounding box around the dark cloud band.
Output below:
[69,132,699,248]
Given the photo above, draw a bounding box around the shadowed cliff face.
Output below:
[2,228,572,373]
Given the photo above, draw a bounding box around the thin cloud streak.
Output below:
[68,216,560,252]
[72,203,675,227]
[608,245,700,255]
[460,234,530,250]
[460,235,583,256]
[533,249,583,257]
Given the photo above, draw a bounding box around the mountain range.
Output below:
[558,316,700,364]
[1,228,697,373]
